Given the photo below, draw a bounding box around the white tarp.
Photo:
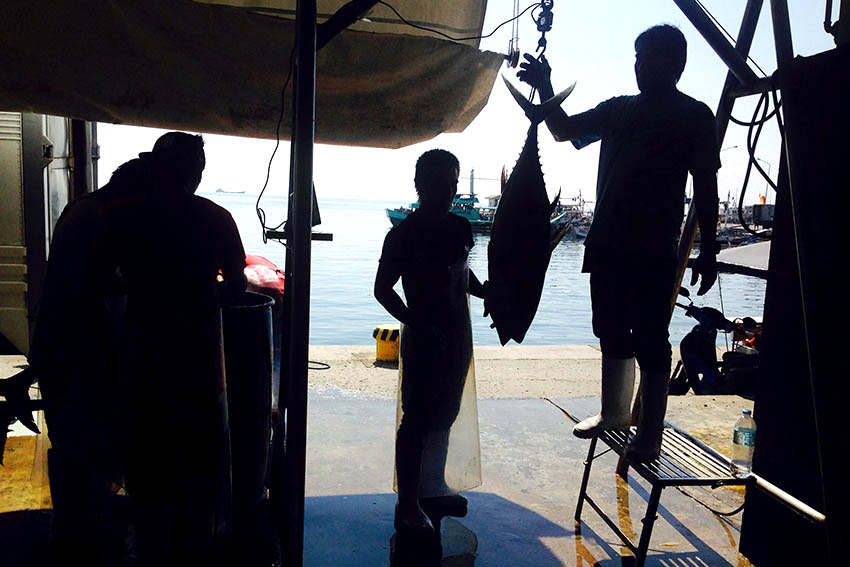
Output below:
[0,0,502,148]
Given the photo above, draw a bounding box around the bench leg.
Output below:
[634,484,662,567]
[574,437,597,522]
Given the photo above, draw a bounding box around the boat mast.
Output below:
[470,169,475,198]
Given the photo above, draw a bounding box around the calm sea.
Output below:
[204,192,766,347]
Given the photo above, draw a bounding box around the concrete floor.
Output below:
[1,353,753,566]
[303,387,751,567]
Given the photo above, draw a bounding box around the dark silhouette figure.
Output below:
[113,132,246,565]
[375,150,486,536]
[519,25,721,462]
[27,151,154,563]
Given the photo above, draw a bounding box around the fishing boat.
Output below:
[386,192,497,232]
[386,170,569,235]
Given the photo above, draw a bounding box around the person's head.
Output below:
[150,132,206,195]
[414,149,460,213]
[634,25,687,93]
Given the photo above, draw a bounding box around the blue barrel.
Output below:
[222,291,274,542]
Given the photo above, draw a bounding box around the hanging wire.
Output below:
[734,89,783,237]
[255,47,296,244]
[256,3,542,243]
[377,1,540,43]
[675,485,746,517]
[508,0,521,65]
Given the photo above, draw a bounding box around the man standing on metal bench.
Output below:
[518,24,720,462]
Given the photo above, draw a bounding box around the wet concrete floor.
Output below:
[304,387,751,566]
[2,349,752,566]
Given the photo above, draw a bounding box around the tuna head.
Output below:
[486,78,573,345]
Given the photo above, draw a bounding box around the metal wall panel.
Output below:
[0,111,28,353]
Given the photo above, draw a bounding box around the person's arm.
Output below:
[468,269,485,300]
[517,54,583,143]
[218,210,248,302]
[374,261,415,327]
[690,170,720,295]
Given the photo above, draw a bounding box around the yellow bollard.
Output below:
[373,323,400,362]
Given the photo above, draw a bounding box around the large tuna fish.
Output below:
[486,77,574,345]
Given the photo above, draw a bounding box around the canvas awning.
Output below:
[0,0,503,148]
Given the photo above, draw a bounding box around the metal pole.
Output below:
[671,0,764,314]
[671,0,761,86]
[284,1,317,565]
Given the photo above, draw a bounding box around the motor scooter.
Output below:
[668,287,760,398]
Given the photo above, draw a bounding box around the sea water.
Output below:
[206,193,767,346]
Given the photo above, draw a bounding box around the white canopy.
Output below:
[0,0,503,148]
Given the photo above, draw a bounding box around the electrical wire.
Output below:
[735,89,783,237]
[377,1,540,42]
[674,485,746,517]
[256,3,542,243]
[255,47,296,244]
[308,361,331,370]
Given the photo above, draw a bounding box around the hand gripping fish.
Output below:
[486,77,575,345]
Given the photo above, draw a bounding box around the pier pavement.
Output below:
[1,348,754,566]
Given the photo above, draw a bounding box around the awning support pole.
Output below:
[671,0,761,86]
[317,0,379,51]
[671,0,764,310]
[282,1,317,566]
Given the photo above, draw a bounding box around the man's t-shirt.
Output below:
[379,211,473,328]
[570,91,721,261]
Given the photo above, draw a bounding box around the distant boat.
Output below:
[387,192,570,236]
[386,193,496,232]
[387,169,570,236]
[216,188,246,194]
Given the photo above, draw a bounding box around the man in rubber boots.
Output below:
[518,24,720,462]
[375,150,486,535]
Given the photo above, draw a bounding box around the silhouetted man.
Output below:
[115,132,246,565]
[375,150,486,535]
[29,151,153,562]
[519,25,720,462]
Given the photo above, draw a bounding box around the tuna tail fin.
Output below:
[502,76,576,126]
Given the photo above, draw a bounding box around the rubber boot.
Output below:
[394,434,434,536]
[47,448,108,565]
[419,430,467,520]
[573,356,636,439]
[626,370,670,463]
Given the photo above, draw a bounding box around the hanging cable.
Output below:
[507,0,521,67]
[255,47,296,244]
[674,485,746,517]
[733,87,785,238]
[377,1,540,43]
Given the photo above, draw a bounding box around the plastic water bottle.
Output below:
[731,409,756,478]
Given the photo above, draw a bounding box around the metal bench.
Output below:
[574,425,748,567]
[545,399,749,567]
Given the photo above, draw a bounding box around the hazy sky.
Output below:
[97,1,836,212]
